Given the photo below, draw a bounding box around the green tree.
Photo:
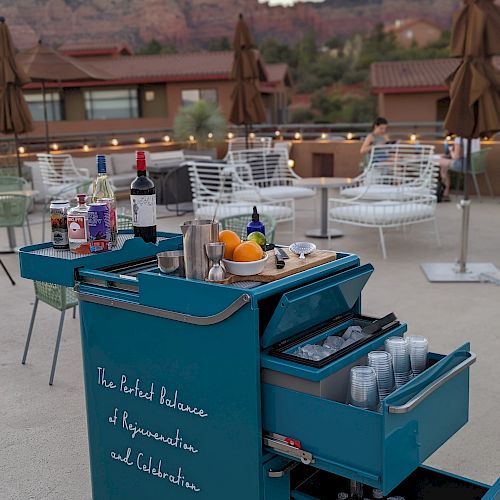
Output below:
[207,37,231,51]
[290,107,314,123]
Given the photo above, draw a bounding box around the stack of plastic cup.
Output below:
[385,337,412,388]
[368,351,396,402]
[408,335,428,376]
[347,366,380,411]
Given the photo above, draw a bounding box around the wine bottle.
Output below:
[92,154,117,246]
[130,150,157,243]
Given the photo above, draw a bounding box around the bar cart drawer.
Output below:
[290,464,498,499]
[262,342,475,495]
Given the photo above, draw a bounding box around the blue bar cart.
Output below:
[19,233,499,499]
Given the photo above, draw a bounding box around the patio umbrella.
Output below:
[422,0,500,282]
[0,17,34,176]
[444,0,500,274]
[16,40,111,152]
[229,14,267,147]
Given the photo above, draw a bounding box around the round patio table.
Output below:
[294,177,352,239]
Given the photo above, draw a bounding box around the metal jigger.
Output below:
[205,242,226,281]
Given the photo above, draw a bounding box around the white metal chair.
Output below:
[187,160,295,232]
[227,136,273,154]
[341,144,437,200]
[36,154,92,240]
[226,148,315,203]
[329,180,440,259]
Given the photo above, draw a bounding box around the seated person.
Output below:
[360,117,390,170]
[439,137,481,200]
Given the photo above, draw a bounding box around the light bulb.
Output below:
[347,132,353,140]
[288,159,295,168]
[445,135,451,141]
[294,132,301,140]
[18,146,26,154]
[162,135,171,143]
[51,143,59,151]
[410,134,417,142]
[208,132,213,139]
[82,144,90,152]
[189,135,195,142]
[249,132,256,139]
[275,130,280,137]
[321,132,328,140]
[227,132,234,139]
[138,136,146,144]
[111,138,119,146]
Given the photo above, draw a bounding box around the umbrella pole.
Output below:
[14,132,22,177]
[42,81,49,153]
[458,139,472,273]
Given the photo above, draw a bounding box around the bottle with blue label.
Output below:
[246,206,265,236]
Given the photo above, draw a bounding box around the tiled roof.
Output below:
[84,51,235,81]
[60,41,133,57]
[370,59,460,91]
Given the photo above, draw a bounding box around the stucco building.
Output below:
[384,18,443,48]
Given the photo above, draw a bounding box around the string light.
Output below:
[82,144,90,152]
[18,146,26,154]
[410,134,417,142]
[346,132,354,140]
[138,137,146,144]
[227,132,234,139]
[51,143,59,151]
[111,138,119,146]
[288,159,295,168]
[162,135,171,143]
[445,135,451,141]
[249,132,256,139]
[320,132,328,140]
[189,135,195,142]
[294,132,302,140]
[208,132,213,139]
[275,130,281,137]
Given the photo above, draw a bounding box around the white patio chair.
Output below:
[36,153,92,240]
[329,181,440,259]
[227,136,273,154]
[341,144,437,200]
[226,148,315,203]
[187,160,295,233]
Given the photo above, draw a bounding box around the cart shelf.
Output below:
[19,231,182,287]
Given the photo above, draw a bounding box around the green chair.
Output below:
[22,280,79,386]
[0,193,31,248]
[219,213,276,243]
[0,176,33,244]
[454,148,494,201]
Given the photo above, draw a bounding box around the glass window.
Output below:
[84,88,139,119]
[181,88,217,107]
[25,92,62,121]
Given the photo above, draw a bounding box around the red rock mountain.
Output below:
[2,0,458,50]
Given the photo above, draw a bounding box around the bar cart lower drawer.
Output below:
[262,342,475,495]
[290,464,498,499]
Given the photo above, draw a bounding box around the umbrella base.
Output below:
[420,262,500,283]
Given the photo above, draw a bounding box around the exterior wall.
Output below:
[394,22,442,48]
[164,80,235,127]
[377,91,449,123]
[64,88,86,121]
[140,84,168,119]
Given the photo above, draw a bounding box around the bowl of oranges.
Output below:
[218,229,268,276]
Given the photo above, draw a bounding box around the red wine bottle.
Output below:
[130,151,157,243]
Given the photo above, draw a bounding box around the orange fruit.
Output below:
[233,241,264,262]
[218,230,241,260]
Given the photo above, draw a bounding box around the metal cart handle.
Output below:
[388,352,476,414]
[76,287,251,326]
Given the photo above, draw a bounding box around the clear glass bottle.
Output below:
[92,154,117,246]
[68,194,90,254]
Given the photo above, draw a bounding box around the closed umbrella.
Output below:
[0,17,34,176]
[422,0,500,282]
[16,40,112,152]
[229,14,267,146]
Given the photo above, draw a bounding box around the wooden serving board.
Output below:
[215,249,337,284]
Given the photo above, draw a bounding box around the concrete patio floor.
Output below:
[0,194,499,499]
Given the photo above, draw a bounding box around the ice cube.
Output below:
[342,325,363,340]
[323,335,344,350]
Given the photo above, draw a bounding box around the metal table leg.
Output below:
[305,187,343,239]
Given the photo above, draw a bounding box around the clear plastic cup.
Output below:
[385,337,412,388]
[368,351,396,401]
[347,366,379,411]
[408,335,428,375]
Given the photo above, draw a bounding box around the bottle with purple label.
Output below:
[88,202,111,253]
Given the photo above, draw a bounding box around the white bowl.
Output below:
[222,253,269,276]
